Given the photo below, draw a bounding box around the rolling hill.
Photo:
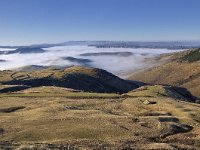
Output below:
[128,48,200,99]
[0,47,45,54]
[0,66,138,94]
[0,65,200,149]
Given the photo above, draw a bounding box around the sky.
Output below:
[0,0,200,45]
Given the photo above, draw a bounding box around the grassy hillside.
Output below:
[0,85,199,149]
[0,65,199,149]
[0,66,138,94]
[128,49,200,99]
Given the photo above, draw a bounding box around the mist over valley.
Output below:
[0,43,185,77]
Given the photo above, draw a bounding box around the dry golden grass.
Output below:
[129,58,200,98]
[64,66,98,78]
[0,66,136,94]
[0,86,121,99]
[0,66,97,83]
[128,49,200,100]
[0,85,200,149]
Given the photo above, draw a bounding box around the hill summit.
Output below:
[0,66,138,93]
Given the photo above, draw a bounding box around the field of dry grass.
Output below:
[0,85,200,149]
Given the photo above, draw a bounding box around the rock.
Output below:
[195,99,200,104]
[143,100,156,105]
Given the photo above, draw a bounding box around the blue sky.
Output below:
[0,0,200,45]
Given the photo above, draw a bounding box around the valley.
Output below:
[1,0,200,149]
[0,56,200,149]
[0,46,200,149]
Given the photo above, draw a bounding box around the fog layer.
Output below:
[0,45,183,76]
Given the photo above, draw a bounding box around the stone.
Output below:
[143,100,156,105]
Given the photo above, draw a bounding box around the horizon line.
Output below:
[1,40,200,47]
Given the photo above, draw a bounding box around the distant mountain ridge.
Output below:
[88,41,200,50]
[80,52,133,57]
[1,41,200,49]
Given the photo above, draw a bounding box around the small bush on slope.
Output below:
[181,48,200,62]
